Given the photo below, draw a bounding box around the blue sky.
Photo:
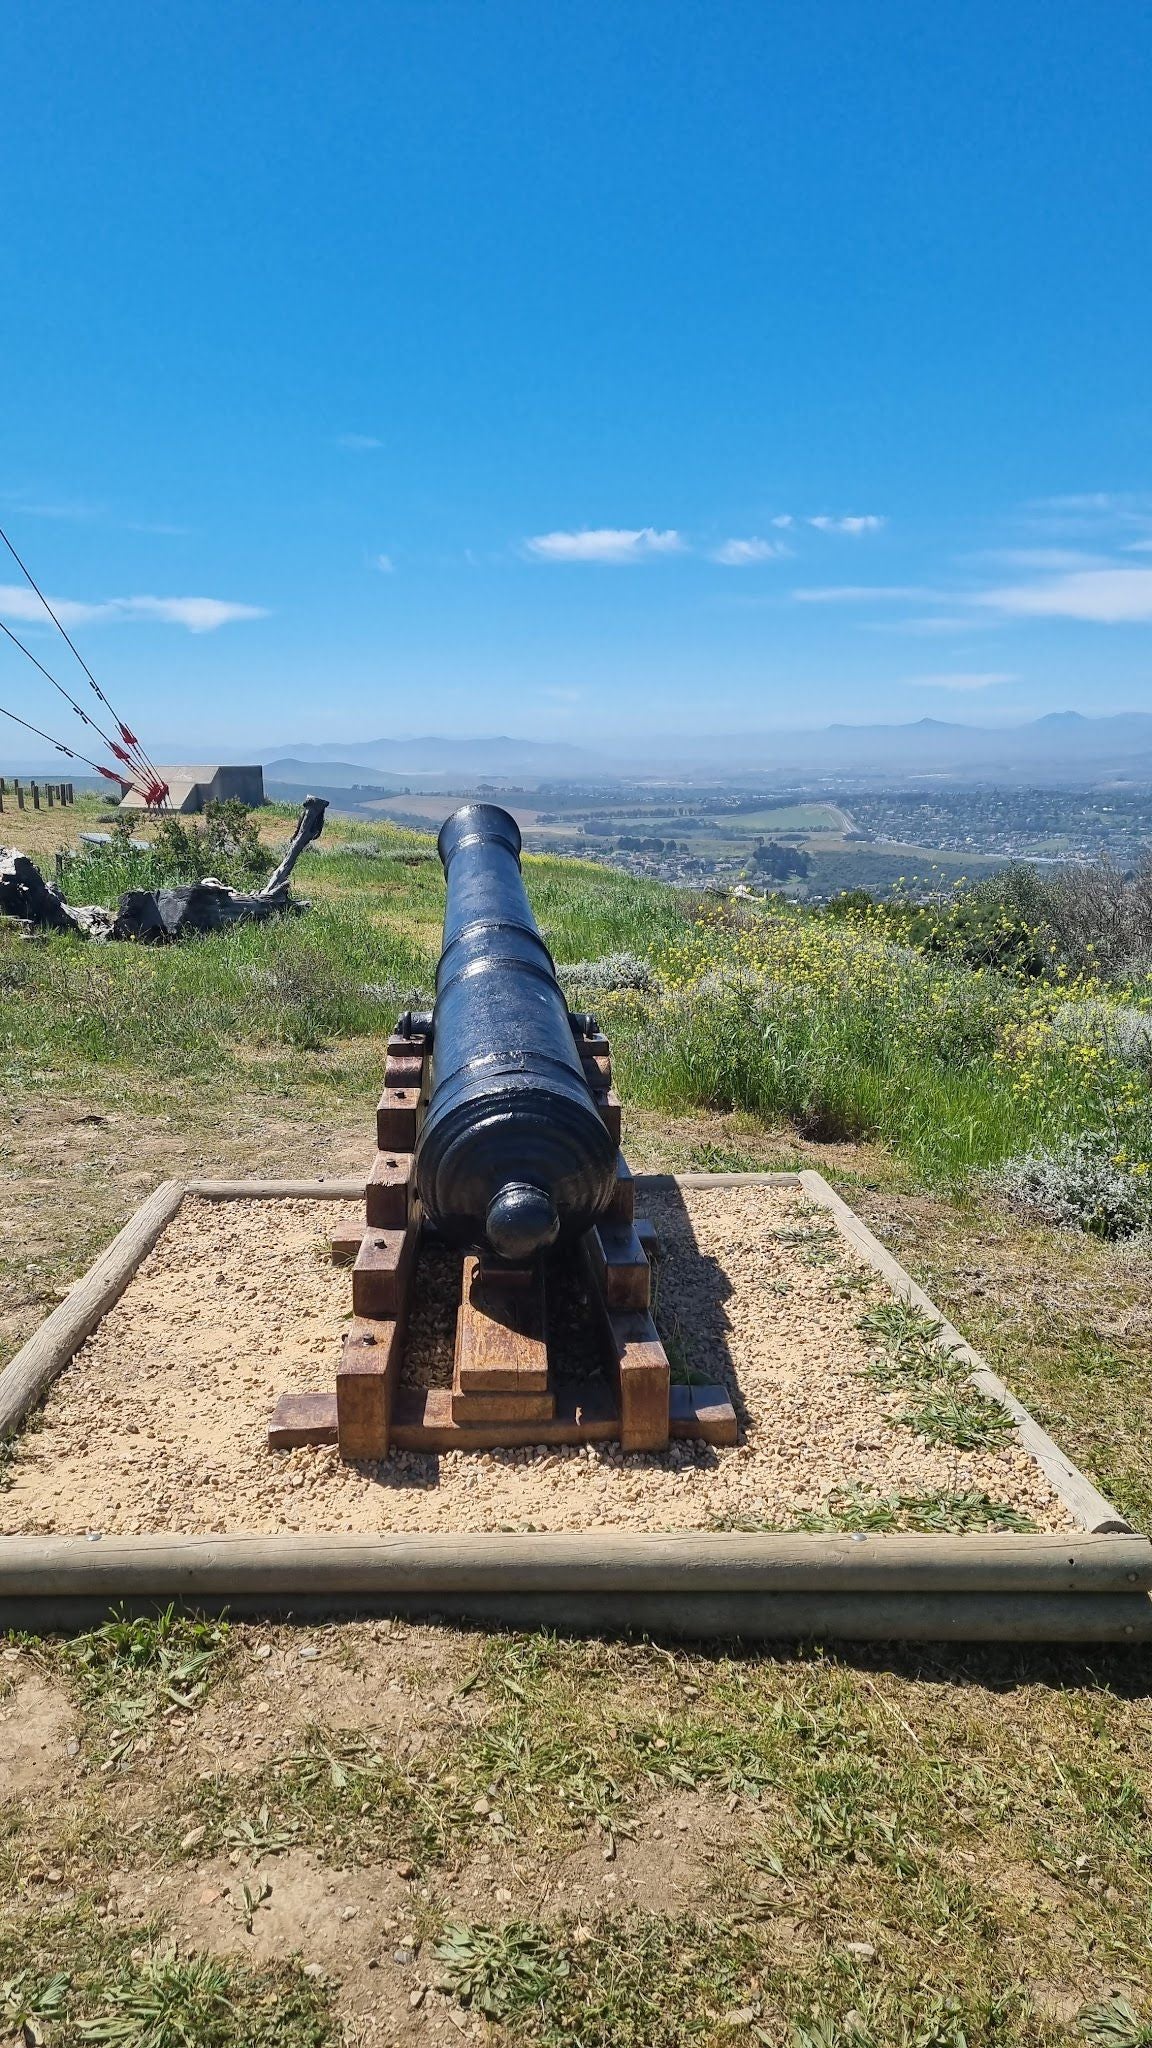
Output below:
[2,1,1152,761]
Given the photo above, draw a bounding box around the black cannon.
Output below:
[413,803,618,1260]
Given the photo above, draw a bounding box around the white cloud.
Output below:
[0,585,267,633]
[807,514,885,535]
[972,568,1152,623]
[336,433,382,451]
[1028,492,1151,515]
[770,514,795,529]
[710,536,790,565]
[984,548,1107,570]
[869,614,993,636]
[374,553,395,574]
[793,584,933,603]
[907,671,1016,691]
[120,596,267,632]
[524,527,684,563]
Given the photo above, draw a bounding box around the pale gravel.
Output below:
[1,1187,1071,1536]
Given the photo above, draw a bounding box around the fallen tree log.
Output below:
[1,796,330,942]
[0,848,79,932]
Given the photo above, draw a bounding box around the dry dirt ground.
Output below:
[5,1609,1152,2046]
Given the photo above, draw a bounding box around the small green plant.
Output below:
[1,1968,71,2034]
[792,2018,871,2048]
[75,1948,328,2046]
[434,1920,569,2019]
[222,1803,302,1861]
[794,1486,1036,1533]
[774,1220,842,1267]
[858,1299,968,1388]
[59,1608,231,1762]
[896,1386,1014,1450]
[239,1880,273,1934]
[1079,1998,1152,2048]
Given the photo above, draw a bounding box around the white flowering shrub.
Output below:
[988,1137,1152,1238]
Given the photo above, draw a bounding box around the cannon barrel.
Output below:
[413,803,618,1260]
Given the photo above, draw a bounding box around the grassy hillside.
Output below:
[11,806,1148,1190]
[4,803,1152,2046]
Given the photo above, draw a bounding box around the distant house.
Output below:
[119,765,265,814]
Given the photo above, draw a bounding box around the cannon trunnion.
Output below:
[415,804,617,1261]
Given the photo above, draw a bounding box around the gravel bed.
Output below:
[0,1188,1070,1535]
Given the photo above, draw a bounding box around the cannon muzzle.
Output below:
[413,803,617,1258]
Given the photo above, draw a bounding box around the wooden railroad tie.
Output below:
[268,1018,737,1460]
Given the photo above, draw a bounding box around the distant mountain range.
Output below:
[264,735,606,781]
[262,714,1152,787]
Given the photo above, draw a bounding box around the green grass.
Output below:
[9,1624,1152,2045]
[6,808,1149,1195]
[54,1609,232,1767]
[967,1319,1152,1533]
[615,988,1096,1185]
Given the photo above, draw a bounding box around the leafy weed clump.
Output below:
[857,1300,969,1389]
[57,1606,231,1766]
[895,1385,1015,1451]
[434,1921,569,2020]
[794,1486,1036,1534]
[76,1947,329,2046]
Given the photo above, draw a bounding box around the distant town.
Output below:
[263,774,1152,901]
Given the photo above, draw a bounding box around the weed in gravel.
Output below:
[858,1300,971,1394]
[859,1298,945,1353]
[793,1486,1036,1534]
[773,1220,842,1266]
[896,1385,1015,1450]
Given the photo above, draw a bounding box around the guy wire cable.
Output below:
[0,696,143,790]
[0,521,168,798]
[0,616,148,779]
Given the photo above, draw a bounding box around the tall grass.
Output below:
[5,817,1150,1189]
[0,903,432,1088]
[611,905,1152,1183]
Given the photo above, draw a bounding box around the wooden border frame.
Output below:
[1,1171,1146,1639]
